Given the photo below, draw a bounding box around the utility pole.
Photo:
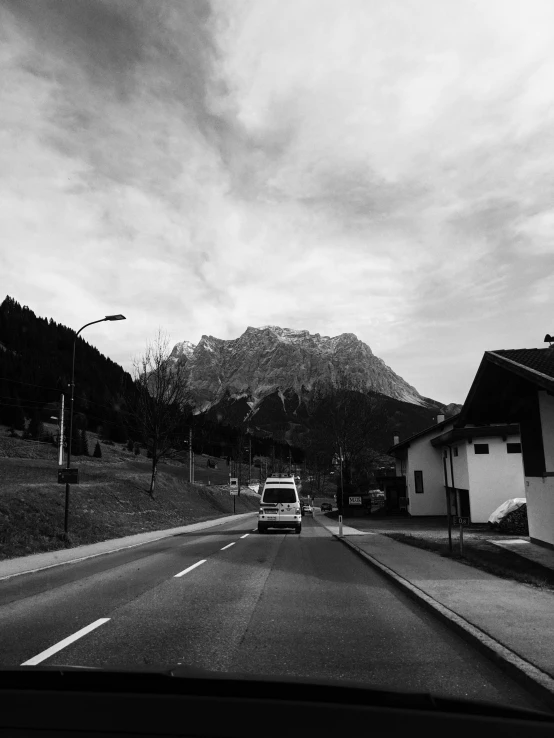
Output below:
[249,435,252,484]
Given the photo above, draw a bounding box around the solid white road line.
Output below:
[220,542,236,550]
[240,534,250,539]
[174,559,207,578]
[21,618,111,666]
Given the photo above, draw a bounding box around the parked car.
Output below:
[320,502,332,512]
[302,504,312,513]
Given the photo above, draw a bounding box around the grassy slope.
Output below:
[0,427,259,560]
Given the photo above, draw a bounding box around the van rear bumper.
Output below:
[258,518,301,529]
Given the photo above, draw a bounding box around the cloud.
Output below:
[2,0,554,404]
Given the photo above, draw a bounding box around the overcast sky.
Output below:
[2,0,554,404]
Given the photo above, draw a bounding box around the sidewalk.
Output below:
[314,510,554,708]
[0,512,257,581]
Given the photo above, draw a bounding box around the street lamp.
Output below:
[64,314,126,544]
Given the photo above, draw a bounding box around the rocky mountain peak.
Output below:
[171,325,432,413]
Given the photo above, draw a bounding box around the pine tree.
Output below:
[93,440,102,458]
[81,428,90,456]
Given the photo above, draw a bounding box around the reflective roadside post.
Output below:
[64,314,126,547]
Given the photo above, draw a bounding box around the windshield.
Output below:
[1,0,554,719]
[263,488,297,503]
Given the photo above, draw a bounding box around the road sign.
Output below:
[349,496,362,505]
[454,516,469,526]
[230,477,238,496]
[58,468,79,484]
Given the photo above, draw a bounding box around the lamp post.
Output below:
[64,314,126,545]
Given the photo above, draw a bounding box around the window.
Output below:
[507,443,522,453]
[474,444,489,454]
[262,487,297,503]
[414,470,424,493]
[454,447,458,457]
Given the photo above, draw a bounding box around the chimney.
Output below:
[437,414,445,424]
[393,434,399,446]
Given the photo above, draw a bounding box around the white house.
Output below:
[388,416,524,522]
[385,341,554,549]
[456,345,554,549]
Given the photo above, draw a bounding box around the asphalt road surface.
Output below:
[0,515,549,712]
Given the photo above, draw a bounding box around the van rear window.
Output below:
[263,487,296,503]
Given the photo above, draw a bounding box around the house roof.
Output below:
[489,348,554,384]
[457,347,554,426]
[430,424,520,447]
[390,347,554,455]
[387,413,461,455]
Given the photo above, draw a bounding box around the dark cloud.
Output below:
[1,0,216,108]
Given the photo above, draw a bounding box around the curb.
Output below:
[0,512,258,581]
[316,517,554,710]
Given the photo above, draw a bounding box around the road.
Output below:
[0,514,548,712]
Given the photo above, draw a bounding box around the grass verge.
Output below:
[384,532,554,591]
[0,454,259,560]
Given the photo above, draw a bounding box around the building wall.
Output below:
[406,435,447,516]
[526,391,554,547]
[467,434,525,523]
[444,441,469,490]
[526,477,554,548]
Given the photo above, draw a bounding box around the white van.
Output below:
[258,474,302,534]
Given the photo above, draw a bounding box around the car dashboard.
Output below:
[0,666,553,738]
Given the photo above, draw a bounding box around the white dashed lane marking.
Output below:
[21,618,111,666]
[174,559,207,578]
[220,542,236,551]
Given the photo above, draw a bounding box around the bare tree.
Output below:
[126,330,192,496]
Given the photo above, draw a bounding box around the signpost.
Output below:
[230,477,239,514]
[58,468,79,485]
[454,515,469,555]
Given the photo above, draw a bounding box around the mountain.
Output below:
[170,326,460,446]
